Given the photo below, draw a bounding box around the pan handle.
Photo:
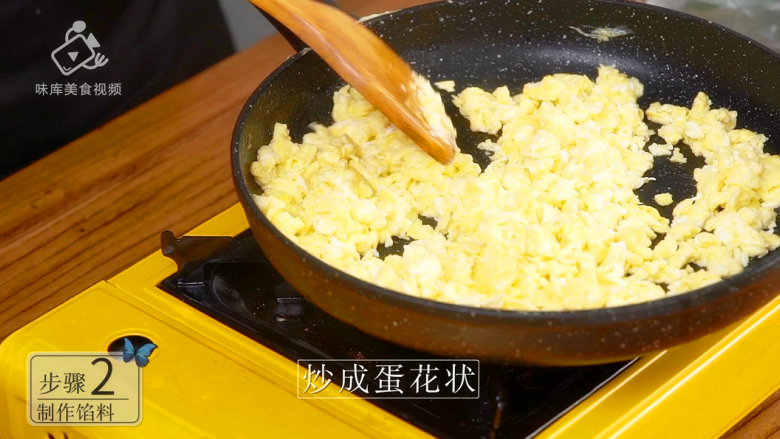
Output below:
[254,0,358,52]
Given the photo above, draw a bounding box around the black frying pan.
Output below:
[231,0,780,365]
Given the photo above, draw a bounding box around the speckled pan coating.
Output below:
[232,0,780,365]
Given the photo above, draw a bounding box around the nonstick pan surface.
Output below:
[232,0,780,365]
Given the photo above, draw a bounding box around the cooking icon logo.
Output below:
[50,20,108,76]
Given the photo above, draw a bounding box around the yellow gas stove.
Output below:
[2,204,780,439]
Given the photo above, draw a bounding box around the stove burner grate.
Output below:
[159,231,634,439]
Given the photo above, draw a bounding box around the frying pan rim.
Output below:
[231,0,780,325]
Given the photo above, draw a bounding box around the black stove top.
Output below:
[158,230,634,439]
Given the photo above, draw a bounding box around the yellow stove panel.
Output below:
[0,282,432,439]
[2,204,779,438]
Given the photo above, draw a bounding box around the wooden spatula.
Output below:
[247,0,457,164]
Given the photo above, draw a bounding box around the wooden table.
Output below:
[0,0,777,437]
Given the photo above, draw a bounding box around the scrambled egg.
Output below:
[655,193,674,206]
[410,73,457,150]
[570,26,633,42]
[435,80,457,93]
[648,143,673,156]
[670,147,687,164]
[250,66,780,311]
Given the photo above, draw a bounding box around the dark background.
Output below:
[0,0,236,180]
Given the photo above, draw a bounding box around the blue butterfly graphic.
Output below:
[121,338,157,367]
